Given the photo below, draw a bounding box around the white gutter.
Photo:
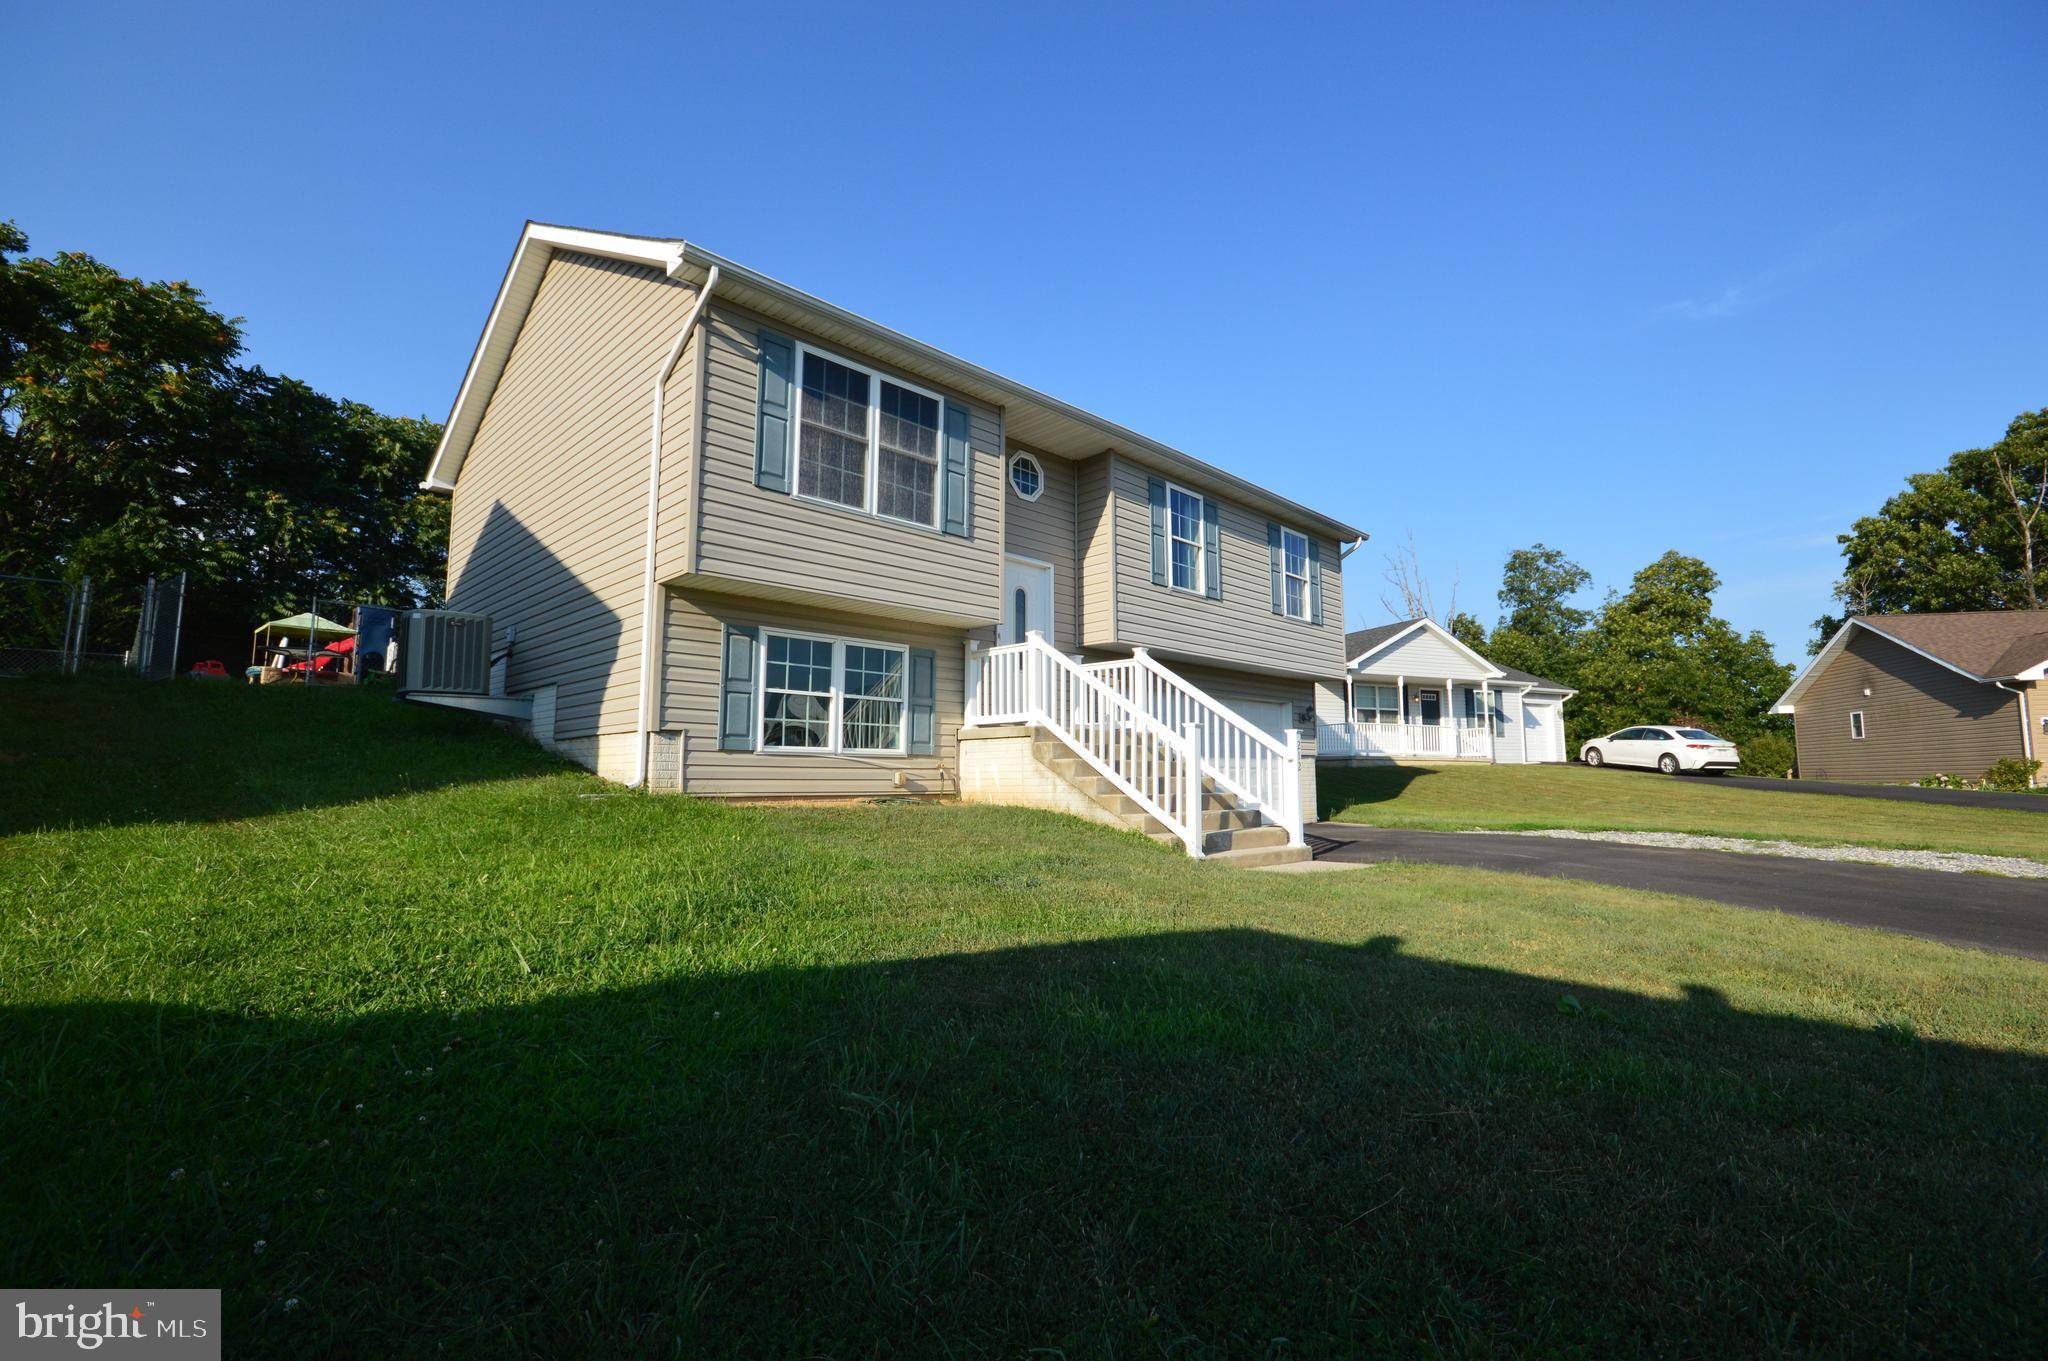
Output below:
[631,264,721,788]
[1994,680,2037,783]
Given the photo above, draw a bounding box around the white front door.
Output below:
[1523,701,1562,763]
[1000,557,1053,645]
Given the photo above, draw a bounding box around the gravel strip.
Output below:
[1470,828,2048,880]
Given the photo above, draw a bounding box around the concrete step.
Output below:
[1213,824,1291,852]
[1203,842,1313,869]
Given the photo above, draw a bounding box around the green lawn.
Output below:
[5,678,2047,1356]
[1320,760,2048,858]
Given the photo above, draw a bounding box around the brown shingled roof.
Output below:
[1859,611,2048,678]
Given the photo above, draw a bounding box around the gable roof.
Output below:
[1772,610,2048,713]
[1493,662,1575,694]
[422,222,1369,544]
[1345,616,1502,677]
[1343,620,1419,660]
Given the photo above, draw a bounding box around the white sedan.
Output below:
[1580,725,1740,775]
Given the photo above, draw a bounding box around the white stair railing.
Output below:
[966,634,1207,856]
[1082,649,1303,847]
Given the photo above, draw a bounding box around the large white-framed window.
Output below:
[759,629,909,755]
[1167,481,1206,594]
[793,342,945,530]
[1280,527,1311,619]
[1354,683,1399,724]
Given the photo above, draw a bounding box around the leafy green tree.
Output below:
[0,222,447,660]
[1447,611,1488,652]
[1485,543,1591,685]
[1814,407,2048,649]
[1573,552,1791,747]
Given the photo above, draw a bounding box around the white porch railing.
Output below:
[965,635,1304,855]
[966,634,1207,855]
[1082,650,1301,842]
[1319,718,1494,761]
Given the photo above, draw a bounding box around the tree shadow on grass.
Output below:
[0,502,606,838]
[1316,761,1436,816]
[5,930,2043,1357]
[0,673,563,836]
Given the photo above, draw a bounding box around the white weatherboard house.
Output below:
[419,222,1371,866]
[1318,617,1575,764]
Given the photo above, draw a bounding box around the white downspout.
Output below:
[632,265,721,789]
[1994,681,2037,783]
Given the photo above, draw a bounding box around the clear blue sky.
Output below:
[16,1,2044,659]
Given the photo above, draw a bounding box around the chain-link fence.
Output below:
[0,571,186,679]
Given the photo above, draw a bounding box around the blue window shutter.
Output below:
[908,648,937,754]
[719,624,758,751]
[1148,477,1168,585]
[1267,522,1284,614]
[1308,536,1324,624]
[942,402,972,536]
[755,331,794,493]
[1202,498,1221,599]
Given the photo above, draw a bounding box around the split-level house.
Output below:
[421,223,1367,863]
[1771,611,2045,784]
[1316,617,1575,764]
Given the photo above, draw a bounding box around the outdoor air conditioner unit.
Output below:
[396,610,532,720]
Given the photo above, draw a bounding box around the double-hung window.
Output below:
[795,345,943,530]
[762,634,836,750]
[1354,684,1399,724]
[1168,484,1206,593]
[1280,528,1310,619]
[760,631,908,754]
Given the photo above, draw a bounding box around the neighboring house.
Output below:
[1771,611,2046,784]
[420,222,1368,863]
[1316,617,1575,764]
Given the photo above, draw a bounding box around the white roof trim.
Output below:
[1771,617,2003,714]
[420,223,1368,542]
[1345,616,1505,679]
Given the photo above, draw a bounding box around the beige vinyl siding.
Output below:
[650,323,702,583]
[1169,662,1320,821]
[1794,628,2024,782]
[1002,447,1080,652]
[445,251,697,739]
[1106,454,1345,678]
[1076,454,1116,647]
[1353,627,1491,681]
[689,299,1003,627]
[661,586,967,797]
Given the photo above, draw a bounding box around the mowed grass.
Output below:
[4,678,2047,1357]
[1320,760,2048,858]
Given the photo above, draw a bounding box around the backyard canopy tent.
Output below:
[250,613,356,676]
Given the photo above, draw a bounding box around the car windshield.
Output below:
[1676,729,1724,742]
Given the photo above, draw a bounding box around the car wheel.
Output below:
[1657,753,1681,775]
[1584,748,1603,768]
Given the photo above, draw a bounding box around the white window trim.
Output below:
[1849,709,1865,740]
[1279,525,1311,620]
[1164,479,1207,597]
[791,340,947,532]
[1008,451,1044,503]
[756,626,911,757]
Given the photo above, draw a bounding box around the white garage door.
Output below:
[1522,701,1564,763]
[1222,698,1292,744]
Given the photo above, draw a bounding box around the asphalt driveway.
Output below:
[1308,823,2048,962]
